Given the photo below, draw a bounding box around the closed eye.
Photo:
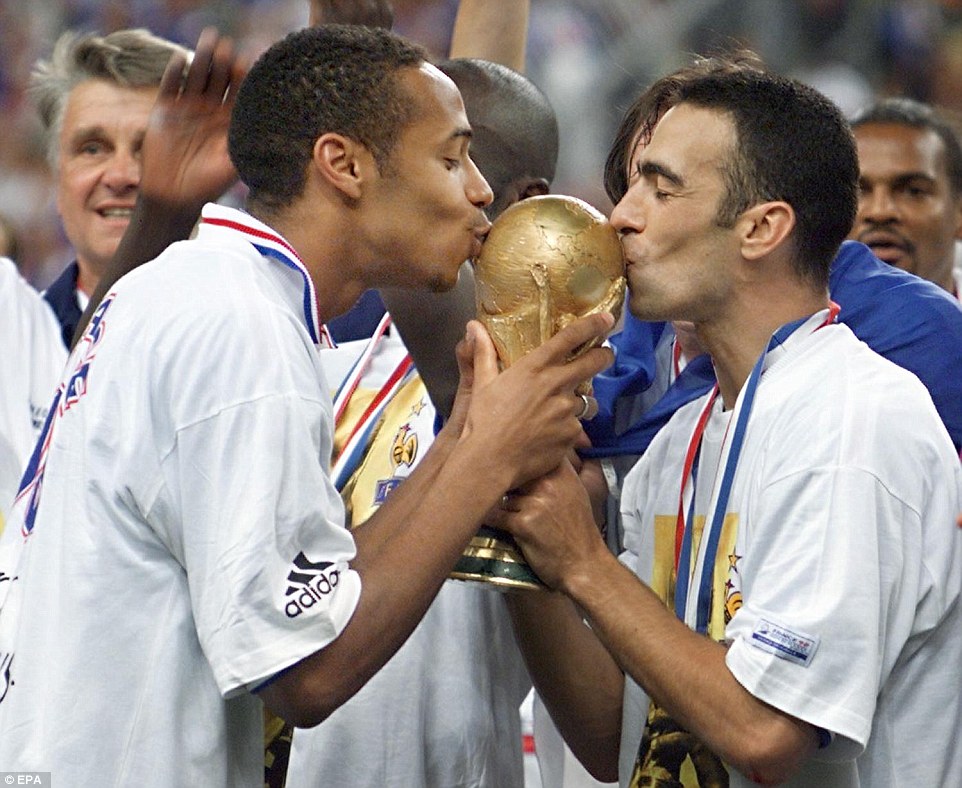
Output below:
[900,184,930,198]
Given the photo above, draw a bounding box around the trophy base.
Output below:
[449,527,544,591]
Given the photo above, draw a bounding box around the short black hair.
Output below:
[850,97,962,196]
[603,51,765,207]
[670,70,857,286]
[229,24,427,211]
[606,65,858,287]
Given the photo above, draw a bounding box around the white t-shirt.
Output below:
[0,257,65,531]
[0,205,361,786]
[619,320,962,787]
[286,329,531,788]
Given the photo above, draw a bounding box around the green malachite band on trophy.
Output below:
[450,528,545,590]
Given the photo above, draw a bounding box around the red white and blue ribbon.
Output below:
[200,207,333,348]
[673,305,839,633]
[332,311,394,424]
[330,315,415,490]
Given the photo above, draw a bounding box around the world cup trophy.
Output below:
[449,194,626,590]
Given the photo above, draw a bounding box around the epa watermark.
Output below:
[1,775,50,785]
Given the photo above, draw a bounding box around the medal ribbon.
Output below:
[332,311,394,424]
[672,382,718,621]
[331,351,414,490]
[329,312,415,489]
[671,337,684,383]
[200,212,333,348]
[673,305,839,633]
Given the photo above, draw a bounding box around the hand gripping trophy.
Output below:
[450,194,626,590]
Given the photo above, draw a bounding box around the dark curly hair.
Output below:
[229,24,427,211]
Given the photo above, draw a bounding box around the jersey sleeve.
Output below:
[724,465,924,758]
[158,392,361,698]
[147,294,362,698]
[0,258,66,524]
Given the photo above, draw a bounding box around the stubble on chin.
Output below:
[426,269,458,293]
[626,289,656,321]
[627,289,681,323]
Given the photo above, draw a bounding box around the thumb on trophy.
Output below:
[447,320,498,439]
[468,319,501,387]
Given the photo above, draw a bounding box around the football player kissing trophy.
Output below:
[450,194,626,590]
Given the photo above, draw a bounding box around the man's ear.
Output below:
[312,132,375,201]
[498,177,551,213]
[738,200,795,261]
[519,178,550,200]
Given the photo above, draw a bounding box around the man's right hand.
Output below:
[141,27,244,211]
[459,312,614,490]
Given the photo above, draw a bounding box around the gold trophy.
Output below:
[449,194,626,590]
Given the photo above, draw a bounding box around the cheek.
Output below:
[379,210,429,262]
[56,178,85,225]
[58,165,97,204]
[906,210,946,244]
[934,205,961,233]
[426,176,471,219]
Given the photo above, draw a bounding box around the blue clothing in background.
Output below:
[42,261,82,351]
[585,241,962,456]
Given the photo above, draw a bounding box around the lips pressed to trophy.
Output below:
[450,194,626,590]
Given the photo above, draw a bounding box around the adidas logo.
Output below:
[283,552,340,618]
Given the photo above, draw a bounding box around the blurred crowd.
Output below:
[4,0,962,288]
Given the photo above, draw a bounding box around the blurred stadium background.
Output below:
[3,0,962,287]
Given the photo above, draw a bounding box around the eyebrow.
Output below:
[859,171,938,189]
[66,125,108,144]
[65,125,147,153]
[640,160,685,188]
[891,172,937,186]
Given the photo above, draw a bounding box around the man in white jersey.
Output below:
[285,59,560,788]
[262,3,557,785]
[0,25,613,786]
[496,68,962,787]
[52,7,561,784]
[0,259,64,532]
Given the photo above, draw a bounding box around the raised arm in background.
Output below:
[449,0,528,68]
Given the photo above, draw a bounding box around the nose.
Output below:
[609,188,643,236]
[466,156,493,209]
[101,147,141,192]
[859,184,898,224]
